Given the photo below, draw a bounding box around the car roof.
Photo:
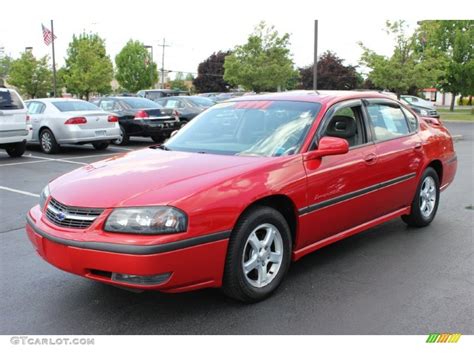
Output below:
[229,90,395,105]
[25,98,85,103]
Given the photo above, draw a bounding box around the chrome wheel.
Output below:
[241,223,283,288]
[419,176,436,218]
[41,131,52,152]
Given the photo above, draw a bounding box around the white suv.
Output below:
[0,88,32,157]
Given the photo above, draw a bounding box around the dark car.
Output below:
[96,97,180,145]
[400,95,440,118]
[137,89,190,101]
[154,96,215,123]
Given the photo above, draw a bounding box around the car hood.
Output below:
[49,148,266,208]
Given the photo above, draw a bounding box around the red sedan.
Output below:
[26,91,457,302]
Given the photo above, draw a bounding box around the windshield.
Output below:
[121,97,163,109]
[165,100,321,156]
[52,100,99,112]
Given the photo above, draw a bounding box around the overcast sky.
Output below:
[0,0,467,79]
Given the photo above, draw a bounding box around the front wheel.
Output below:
[223,206,292,302]
[402,167,440,227]
[5,141,26,157]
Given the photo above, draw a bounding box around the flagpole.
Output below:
[50,19,57,97]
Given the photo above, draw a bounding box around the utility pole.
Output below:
[159,38,170,89]
[313,20,318,91]
[144,45,154,88]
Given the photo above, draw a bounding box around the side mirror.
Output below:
[304,136,349,161]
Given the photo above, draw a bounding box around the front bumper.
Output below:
[26,206,229,292]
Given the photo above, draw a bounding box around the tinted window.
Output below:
[188,97,214,108]
[165,101,321,156]
[120,97,163,109]
[366,103,410,141]
[162,99,183,109]
[99,99,119,111]
[53,100,99,112]
[144,91,164,100]
[401,107,418,132]
[0,90,24,110]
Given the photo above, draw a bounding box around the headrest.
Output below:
[326,115,356,139]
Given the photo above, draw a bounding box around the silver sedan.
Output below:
[25,98,121,154]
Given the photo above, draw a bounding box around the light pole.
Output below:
[144,45,154,89]
[313,20,318,91]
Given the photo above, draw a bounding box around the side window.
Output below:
[164,100,179,109]
[366,103,410,141]
[321,104,367,148]
[99,100,118,111]
[401,107,418,132]
[27,102,45,114]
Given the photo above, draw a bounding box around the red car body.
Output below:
[26,91,457,293]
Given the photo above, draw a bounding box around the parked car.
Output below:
[26,91,456,302]
[400,95,440,118]
[95,96,180,145]
[137,89,189,101]
[25,99,121,154]
[154,96,215,123]
[0,88,32,157]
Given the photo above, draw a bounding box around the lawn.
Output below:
[437,107,474,122]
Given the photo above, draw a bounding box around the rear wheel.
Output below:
[40,128,60,154]
[5,141,26,157]
[151,134,164,143]
[223,206,292,302]
[92,142,109,150]
[113,126,129,146]
[402,167,440,227]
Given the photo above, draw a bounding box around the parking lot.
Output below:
[0,122,472,335]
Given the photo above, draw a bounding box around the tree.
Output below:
[224,22,299,92]
[62,33,113,100]
[416,20,474,111]
[0,55,12,79]
[115,40,158,92]
[7,51,52,98]
[169,72,188,91]
[185,73,194,81]
[298,51,361,90]
[193,51,232,93]
[359,20,446,98]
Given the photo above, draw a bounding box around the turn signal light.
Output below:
[65,117,87,124]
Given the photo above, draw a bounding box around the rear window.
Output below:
[188,97,214,107]
[121,97,163,109]
[0,90,24,110]
[53,100,99,112]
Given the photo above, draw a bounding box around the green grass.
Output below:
[437,107,474,121]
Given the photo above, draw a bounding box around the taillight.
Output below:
[64,117,87,124]
[108,115,119,123]
[134,110,149,119]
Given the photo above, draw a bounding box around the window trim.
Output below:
[309,99,372,151]
[362,98,417,143]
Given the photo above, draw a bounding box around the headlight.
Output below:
[39,185,50,211]
[420,109,428,116]
[104,207,187,235]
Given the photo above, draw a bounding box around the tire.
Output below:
[402,167,440,227]
[223,206,292,302]
[92,142,109,150]
[113,126,129,146]
[5,141,26,157]
[151,134,164,143]
[40,128,60,154]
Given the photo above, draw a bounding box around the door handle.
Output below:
[414,143,422,150]
[364,153,377,164]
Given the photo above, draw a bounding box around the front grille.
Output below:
[429,110,438,116]
[45,198,104,229]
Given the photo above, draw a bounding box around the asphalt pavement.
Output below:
[0,126,472,335]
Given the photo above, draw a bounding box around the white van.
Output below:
[0,88,32,157]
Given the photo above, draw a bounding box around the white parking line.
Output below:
[0,186,40,197]
[0,160,52,167]
[108,146,134,151]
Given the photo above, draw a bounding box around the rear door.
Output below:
[0,89,28,132]
[362,99,423,215]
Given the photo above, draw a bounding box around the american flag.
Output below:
[42,24,56,46]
